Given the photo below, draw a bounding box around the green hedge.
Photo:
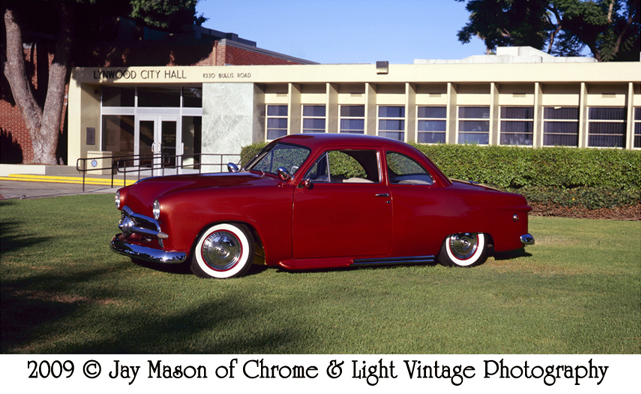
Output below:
[241,142,641,209]
[411,144,641,190]
[240,143,268,167]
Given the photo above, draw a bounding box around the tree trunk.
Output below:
[3,8,43,156]
[3,3,73,164]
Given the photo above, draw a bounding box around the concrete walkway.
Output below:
[0,178,122,200]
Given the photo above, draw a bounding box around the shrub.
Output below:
[412,144,641,190]
[240,142,268,166]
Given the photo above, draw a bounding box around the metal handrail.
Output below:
[76,152,241,191]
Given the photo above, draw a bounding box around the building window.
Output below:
[102,87,135,107]
[378,106,405,141]
[500,107,533,146]
[102,86,201,109]
[266,105,288,140]
[634,108,641,148]
[417,106,446,143]
[588,107,626,148]
[138,87,181,107]
[543,107,579,146]
[102,115,135,157]
[302,105,326,133]
[339,105,365,134]
[182,87,203,108]
[458,106,490,144]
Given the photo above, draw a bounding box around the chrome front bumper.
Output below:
[110,234,187,264]
[520,233,535,246]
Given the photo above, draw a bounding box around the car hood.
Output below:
[123,173,281,211]
[450,179,501,192]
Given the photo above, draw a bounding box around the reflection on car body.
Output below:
[111,134,534,279]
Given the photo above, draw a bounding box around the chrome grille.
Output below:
[119,206,162,239]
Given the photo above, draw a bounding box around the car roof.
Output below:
[276,133,411,151]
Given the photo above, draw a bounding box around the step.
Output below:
[0,174,135,186]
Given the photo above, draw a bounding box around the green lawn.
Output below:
[1,194,639,354]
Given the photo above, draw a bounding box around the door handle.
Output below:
[375,193,390,197]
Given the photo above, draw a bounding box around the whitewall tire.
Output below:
[438,233,487,267]
[191,223,254,279]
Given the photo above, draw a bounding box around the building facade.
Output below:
[67,49,641,169]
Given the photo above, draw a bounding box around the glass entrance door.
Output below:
[135,116,180,176]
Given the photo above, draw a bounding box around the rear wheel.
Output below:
[191,223,254,279]
[437,233,487,267]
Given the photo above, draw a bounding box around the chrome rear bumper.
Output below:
[520,233,535,246]
[110,234,187,264]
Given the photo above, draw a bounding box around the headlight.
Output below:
[153,200,161,221]
[115,191,121,209]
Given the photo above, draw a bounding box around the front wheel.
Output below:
[191,223,254,279]
[437,233,487,267]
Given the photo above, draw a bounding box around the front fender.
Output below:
[158,185,294,265]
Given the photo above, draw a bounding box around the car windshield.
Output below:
[245,142,311,176]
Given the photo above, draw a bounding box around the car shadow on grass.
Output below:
[274,260,441,276]
[129,259,271,278]
[492,247,532,261]
[131,259,192,275]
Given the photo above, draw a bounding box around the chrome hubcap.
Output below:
[449,233,478,260]
[202,231,241,270]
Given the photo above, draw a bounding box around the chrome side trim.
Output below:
[110,235,186,264]
[520,233,535,246]
[353,255,435,266]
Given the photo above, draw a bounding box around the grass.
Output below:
[1,194,639,354]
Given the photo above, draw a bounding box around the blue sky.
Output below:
[196,0,487,64]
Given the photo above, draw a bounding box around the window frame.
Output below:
[587,107,627,148]
[457,106,490,145]
[385,151,434,185]
[499,106,534,147]
[339,105,365,134]
[301,104,327,133]
[265,104,288,141]
[543,106,579,147]
[303,149,382,184]
[633,107,640,149]
[416,106,446,144]
[378,105,406,141]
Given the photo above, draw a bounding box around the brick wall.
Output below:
[0,99,32,163]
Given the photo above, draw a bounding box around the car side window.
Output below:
[306,150,380,184]
[386,151,434,185]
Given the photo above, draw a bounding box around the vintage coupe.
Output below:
[111,134,534,279]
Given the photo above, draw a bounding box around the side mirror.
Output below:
[227,163,239,173]
[298,177,313,189]
[277,167,291,181]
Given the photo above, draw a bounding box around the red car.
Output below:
[111,134,534,279]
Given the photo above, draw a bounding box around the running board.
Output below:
[352,255,435,266]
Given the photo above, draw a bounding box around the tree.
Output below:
[2,0,204,164]
[455,0,640,61]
